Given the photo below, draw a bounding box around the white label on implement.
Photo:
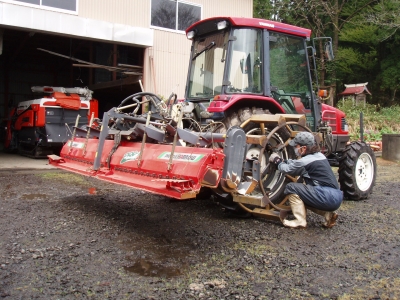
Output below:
[158,152,204,162]
[68,141,84,149]
[120,151,140,164]
[259,22,274,28]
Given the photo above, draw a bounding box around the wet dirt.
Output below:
[1,157,400,299]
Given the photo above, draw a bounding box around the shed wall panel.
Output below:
[78,0,150,27]
[145,31,191,97]
[143,0,253,98]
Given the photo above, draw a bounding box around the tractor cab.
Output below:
[185,17,318,131]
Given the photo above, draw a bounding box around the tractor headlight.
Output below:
[186,30,195,40]
[217,20,227,30]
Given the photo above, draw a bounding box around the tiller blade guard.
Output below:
[48,107,227,200]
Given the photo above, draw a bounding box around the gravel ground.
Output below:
[1,156,399,299]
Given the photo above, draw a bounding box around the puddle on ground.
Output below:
[20,193,49,200]
[123,258,182,277]
[119,236,192,278]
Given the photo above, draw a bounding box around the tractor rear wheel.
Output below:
[338,141,376,200]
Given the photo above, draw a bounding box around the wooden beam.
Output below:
[72,64,114,69]
[122,71,143,75]
[72,64,142,75]
[88,75,141,91]
[38,48,129,72]
[118,63,143,69]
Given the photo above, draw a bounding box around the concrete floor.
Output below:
[0,151,55,170]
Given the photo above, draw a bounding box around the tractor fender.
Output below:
[208,95,285,114]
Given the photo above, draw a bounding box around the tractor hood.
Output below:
[321,103,346,118]
[321,103,348,134]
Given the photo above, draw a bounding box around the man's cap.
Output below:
[289,132,315,147]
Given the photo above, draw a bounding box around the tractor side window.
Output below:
[227,29,263,95]
[269,32,314,128]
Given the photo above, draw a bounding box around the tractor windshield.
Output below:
[187,28,263,99]
[187,30,229,99]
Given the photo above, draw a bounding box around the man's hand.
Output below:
[269,153,283,165]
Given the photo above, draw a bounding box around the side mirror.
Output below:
[325,41,334,61]
[302,94,311,109]
[240,58,248,74]
[240,54,251,74]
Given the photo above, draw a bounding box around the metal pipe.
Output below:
[117,102,138,111]
[168,107,183,171]
[68,114,81,154]
[93,112,110,170]
[360,112,364,142]
[198,132,225,143]
[83,112,95,156]
[138,112,151,167]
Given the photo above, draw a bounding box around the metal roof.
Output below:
[338,83,372,96]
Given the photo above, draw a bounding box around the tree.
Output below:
[253,0,379,105]
[365,1,400,103]
[338,0,400,104]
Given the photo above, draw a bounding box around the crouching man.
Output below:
[269,132,343,229]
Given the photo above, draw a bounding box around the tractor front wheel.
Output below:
[338,141,377,200]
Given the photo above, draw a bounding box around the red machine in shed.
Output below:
[5,86,98,157]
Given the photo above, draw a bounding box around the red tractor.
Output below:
[4,86,98,158]
[48,17,376,221]
[179,17,375,202]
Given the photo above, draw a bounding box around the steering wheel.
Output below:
[118,92,166,115]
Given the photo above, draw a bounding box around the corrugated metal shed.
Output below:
[79,0,150,28]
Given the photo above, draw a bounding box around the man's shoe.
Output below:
[322,212,338,228]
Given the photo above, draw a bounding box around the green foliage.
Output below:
[336,0,400,104]
[337,100,400,141]
[335,48,369,83]
[339,24,380,45]
[253,0,295,23]
[253,0,274,19]
[253,0,400,105]
[376,43,400,103]
[380,58,400,91]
